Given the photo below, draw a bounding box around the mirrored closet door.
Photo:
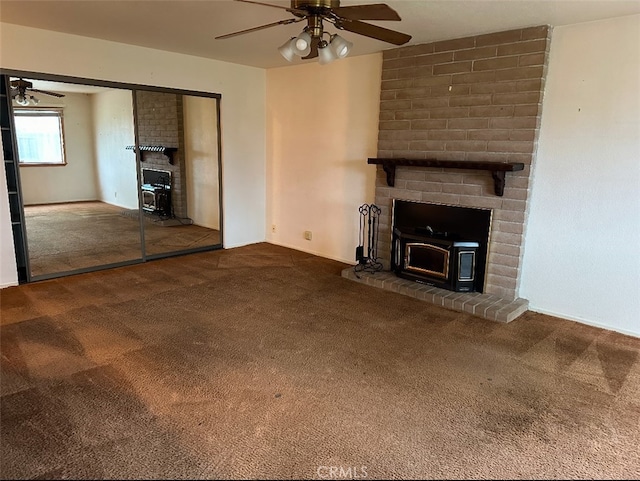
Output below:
[134,90,222,258]
[1,71,223,283]
[11,77,143,279]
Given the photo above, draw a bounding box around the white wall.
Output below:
[91,89,138,209]
[266,54,381,263]
[521,15,640,337]
[0,22,267,281]
[18,91,99,205]
[0,136,18,287]
[184,95,220,229]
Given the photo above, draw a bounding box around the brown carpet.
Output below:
[24,201,221,277]
[1,243,639,479]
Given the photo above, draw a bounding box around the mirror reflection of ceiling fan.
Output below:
[10,78,65,106]
[216,0,412,64]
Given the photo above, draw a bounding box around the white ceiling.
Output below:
[1,0,639,69]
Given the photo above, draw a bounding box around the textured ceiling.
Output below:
[1,0,639,69]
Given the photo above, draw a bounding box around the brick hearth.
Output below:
[341,268,528,323]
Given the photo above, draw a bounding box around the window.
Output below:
[14,109,66,165]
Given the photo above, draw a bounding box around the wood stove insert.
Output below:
[391,199,492,293]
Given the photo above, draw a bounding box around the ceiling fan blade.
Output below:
[216,18,302,39]
[235,0,307,16]
[332,4,401,21]
[337,19,411,45]
[302,37,320,60]
[30,89,65,98]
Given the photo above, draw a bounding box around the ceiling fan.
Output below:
[10,78,65,106]
[216,0,412,64]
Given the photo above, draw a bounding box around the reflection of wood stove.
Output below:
[141,168,172,217]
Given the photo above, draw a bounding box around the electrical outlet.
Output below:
[304,230,312,241]
[271,224,276,233]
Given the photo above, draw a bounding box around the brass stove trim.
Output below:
[405,242,449,280]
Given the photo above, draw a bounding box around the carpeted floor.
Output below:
[24,201,221,278]
[1,243,639,479]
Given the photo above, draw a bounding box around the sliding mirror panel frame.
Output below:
[1,74,29,282]
[134,90,223,259]
[1,69,223,283]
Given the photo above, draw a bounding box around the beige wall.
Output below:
[92,89,138,209]
[266,54,381,263]
[0,138,17,287]
[521,14,640,337]
[184,95,220,230]
[18,91,99,205]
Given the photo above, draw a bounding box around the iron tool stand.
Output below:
[354,204,383,278]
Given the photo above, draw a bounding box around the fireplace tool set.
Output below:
[354,203,383,277]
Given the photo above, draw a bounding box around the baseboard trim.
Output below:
[0,280,19,289]
[268,240,352,265]
[528,306,640,339]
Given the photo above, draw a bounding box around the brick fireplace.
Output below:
[343,25,551,322]
[135,90,188,219]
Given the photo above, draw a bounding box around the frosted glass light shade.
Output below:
[330,34,353,58]
[278,38,297,62]
[318,44,337,65]
[293,31,312,56]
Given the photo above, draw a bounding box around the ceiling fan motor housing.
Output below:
[293,0,340,39]
[11,79,33,90]
[292,0,340,10]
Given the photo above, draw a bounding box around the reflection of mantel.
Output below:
[126,145,177,164]
[368,158,525,196]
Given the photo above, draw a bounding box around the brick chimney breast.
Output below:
[375,26,552,299]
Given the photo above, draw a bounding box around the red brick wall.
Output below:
[375,26,551,299]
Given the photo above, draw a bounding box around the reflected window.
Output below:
[14,109,66,165]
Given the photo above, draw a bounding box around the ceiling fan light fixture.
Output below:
[217,0,411,65]
[278,37,298,62]
[330,34,353,59]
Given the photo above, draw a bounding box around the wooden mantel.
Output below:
[368,158,525,196]
[126,145,178,164]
